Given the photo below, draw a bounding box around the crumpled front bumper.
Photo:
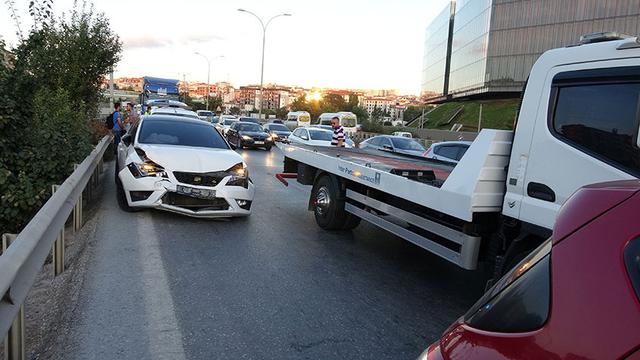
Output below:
[118,167,255,218]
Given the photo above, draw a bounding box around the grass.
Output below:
[409,99,520,131]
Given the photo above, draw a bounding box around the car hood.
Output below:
[137,144,242,172]
[271,130,291,135]
[239,131,268,138]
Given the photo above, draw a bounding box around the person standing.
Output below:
[126,102,140,130]
[112,102,123,152]
[330,116,345,147]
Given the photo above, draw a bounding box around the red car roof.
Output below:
[553,180,640,243]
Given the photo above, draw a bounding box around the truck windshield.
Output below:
[341,116,356,128]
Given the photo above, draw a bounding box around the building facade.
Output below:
[422,0,640,102]
[238,85,292,111]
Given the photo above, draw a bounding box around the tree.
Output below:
[321,94,346,113]
[276,107,288,120]
[0,0,121,234]
[371,105,384,122]
[350,105,369,122]
[229,106,241,115]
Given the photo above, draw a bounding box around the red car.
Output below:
[420,180,640,360]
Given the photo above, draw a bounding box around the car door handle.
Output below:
[527,182,556,202]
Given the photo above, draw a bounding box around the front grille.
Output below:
[162,193,229,210]
[173,171,227,187]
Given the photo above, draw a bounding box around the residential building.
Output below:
[239,84,292,111]
[114,77,143,92]
[361,96,405,121]
[421,0,640,102]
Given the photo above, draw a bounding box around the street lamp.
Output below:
[237,9,291,120]
[194,52,224,110]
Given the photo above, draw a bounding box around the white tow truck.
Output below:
[277,33,640,275]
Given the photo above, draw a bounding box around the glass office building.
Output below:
[421,3,455,98]
[421,0,640,101]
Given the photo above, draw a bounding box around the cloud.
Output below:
[123,36,166,50]
[123,33,224,50]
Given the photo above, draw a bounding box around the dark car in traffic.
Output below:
[238,117,261,125]
[226,121,274,150]
[263,123,291,142]
[419,180,640,360]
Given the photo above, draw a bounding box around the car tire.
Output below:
[265,145,272,151]
[311,174,347,230]
[115,175,138,212]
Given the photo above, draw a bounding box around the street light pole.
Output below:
[238,9,291,120]
[194,52,211,110]
[194,53,224,111]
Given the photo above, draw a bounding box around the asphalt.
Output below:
[58,147,488,360]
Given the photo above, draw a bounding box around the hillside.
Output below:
[410,99,520,131]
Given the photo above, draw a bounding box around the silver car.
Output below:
[360,135,426,157]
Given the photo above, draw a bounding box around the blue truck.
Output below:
[140,76,181,112]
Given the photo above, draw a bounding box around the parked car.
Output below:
[419,180,640,360]
[392,131,412,138]
[423,141,472,163]
[226,121,274,150]
[196,110,214,122]
[115,115,254,217]
[360,135,425,157]
[289,127,353,148]
[238,117,261,125]
[309,125,355,147]
[150,107,200,120]
[263,123,291,142]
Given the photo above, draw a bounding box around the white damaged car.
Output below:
[115,115,255,218]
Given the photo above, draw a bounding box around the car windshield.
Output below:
[269,124,289,131]
[391,138,425,151]
[239,117,259,123]
[198,111,213,117]
[138,119,228,149]
[223,119,238,125]
[238,123,264,132]
[308,129,333,141]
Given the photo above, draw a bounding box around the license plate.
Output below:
[254,141,265,145]
[176,185,216,199]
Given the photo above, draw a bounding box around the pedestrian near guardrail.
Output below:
[111,102,123,154]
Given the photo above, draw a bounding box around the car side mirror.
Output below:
[382,145,393,151]
[301,135,309,140]
[122,134,133,146]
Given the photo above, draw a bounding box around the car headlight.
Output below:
[226,162,249,188]
[242,135,252,141]
[127,160,166,178]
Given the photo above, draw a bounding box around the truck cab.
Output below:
[503,33,640,233]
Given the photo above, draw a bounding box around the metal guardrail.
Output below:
[0,136,109,360]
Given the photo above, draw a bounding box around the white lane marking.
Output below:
[137,214,187,360]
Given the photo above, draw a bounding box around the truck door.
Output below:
[519,60,640,229]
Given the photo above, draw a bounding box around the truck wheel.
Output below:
[312,175,347,230]
[342,213,361,230]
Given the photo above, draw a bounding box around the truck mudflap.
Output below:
[345,189,482,270]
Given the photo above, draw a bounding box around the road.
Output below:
[57,147,488,360]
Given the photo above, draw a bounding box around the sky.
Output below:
[1,0,450,94]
